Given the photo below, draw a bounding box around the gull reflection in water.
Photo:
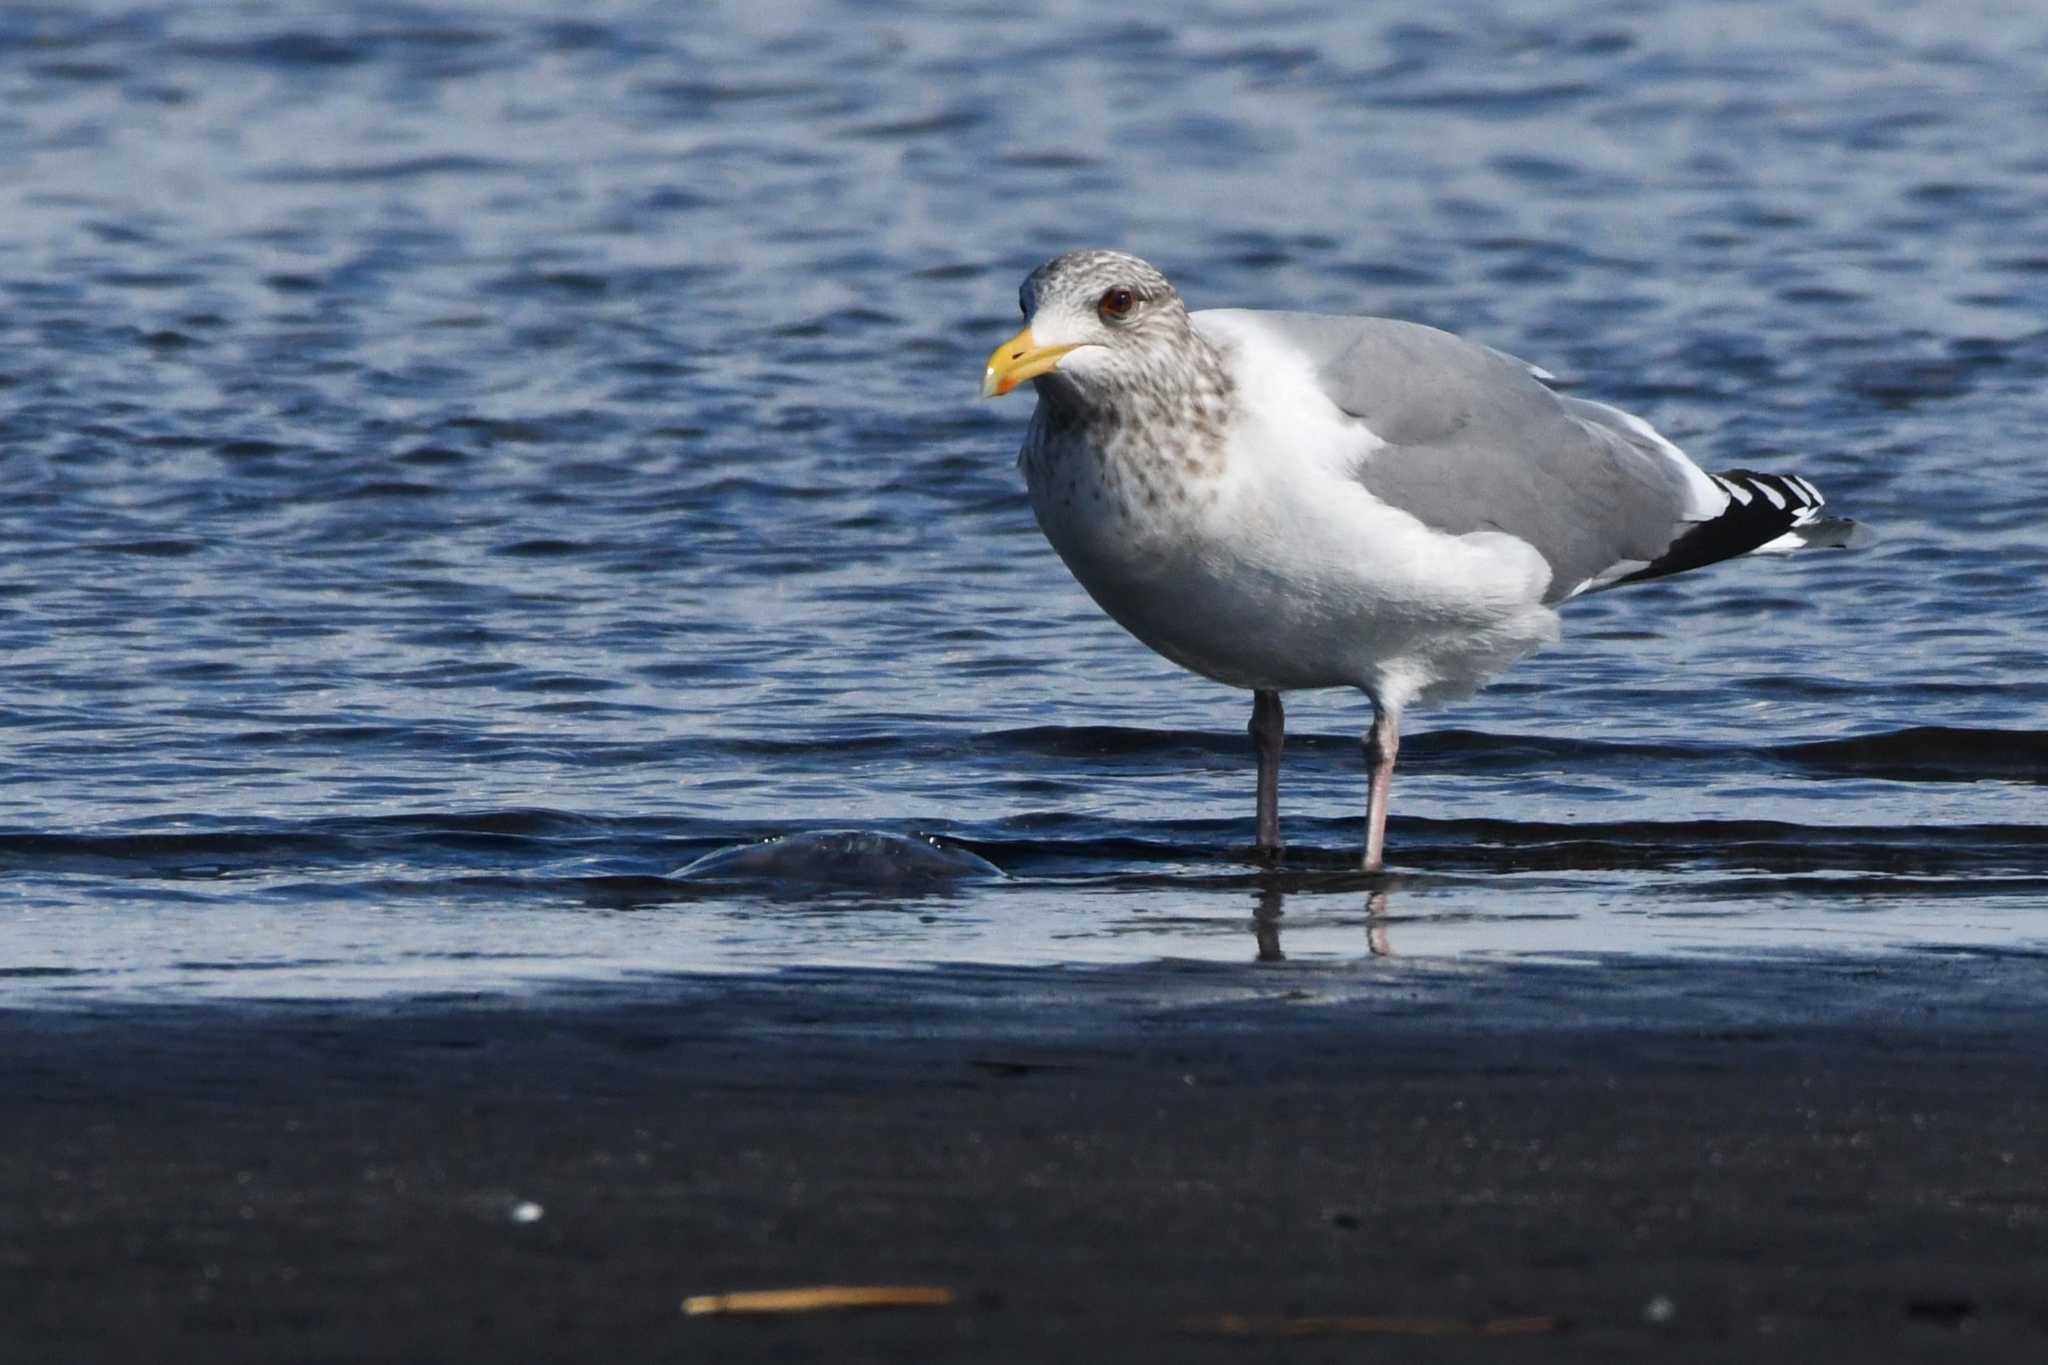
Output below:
[1250,884,1393,961]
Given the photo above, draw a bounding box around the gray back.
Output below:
[1211,311,1699,601]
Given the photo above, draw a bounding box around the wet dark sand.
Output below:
[8,953,2048,1362]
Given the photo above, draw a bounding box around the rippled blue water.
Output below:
[3,0,2046,1001]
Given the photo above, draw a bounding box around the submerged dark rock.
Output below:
[673,831,1001,891]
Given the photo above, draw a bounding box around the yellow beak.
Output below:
[980,326,1078,398]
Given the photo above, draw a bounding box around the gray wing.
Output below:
[1208,311,1718,602]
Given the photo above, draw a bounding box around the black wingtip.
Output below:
[1617,470,1860,587]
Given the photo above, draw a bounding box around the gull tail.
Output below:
[1618,470,1867,587]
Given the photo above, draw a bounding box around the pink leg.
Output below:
[1249,689,1284,859]
[1361,705,1401,873]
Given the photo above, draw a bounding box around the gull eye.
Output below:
[1098,286,1136,320]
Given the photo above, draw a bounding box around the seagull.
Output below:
[980,249,1861,871]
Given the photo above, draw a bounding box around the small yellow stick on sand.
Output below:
[683,1285,957,1316]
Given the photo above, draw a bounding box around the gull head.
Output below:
[980,250,1193,402]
